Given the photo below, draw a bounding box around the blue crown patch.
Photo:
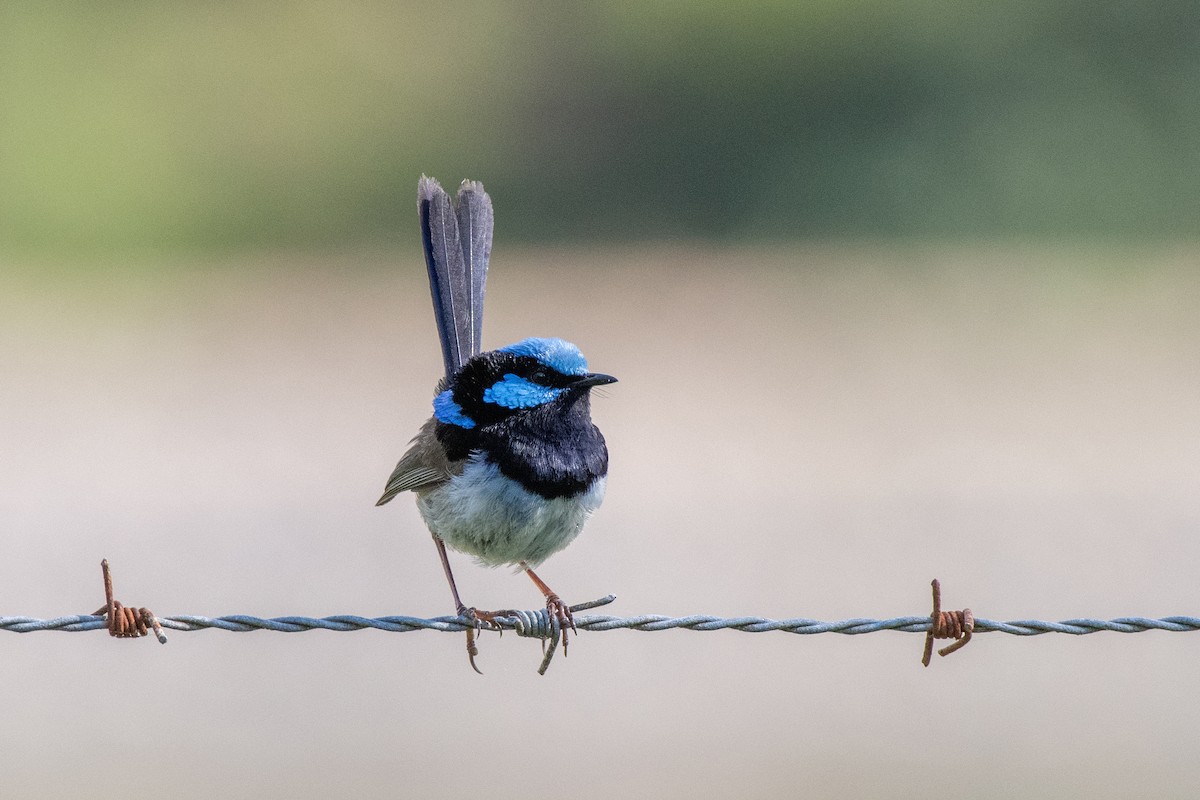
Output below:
[498,337,588,376]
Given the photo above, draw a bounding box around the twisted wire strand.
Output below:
[4,601,1199,637]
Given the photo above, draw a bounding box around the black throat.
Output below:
[438,390,608,500]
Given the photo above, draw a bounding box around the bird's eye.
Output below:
[531,369,549,383]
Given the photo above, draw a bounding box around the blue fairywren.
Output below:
[377,177,614,671]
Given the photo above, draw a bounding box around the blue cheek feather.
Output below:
[498,337,588,376]
[433,390,476,428]
[483,374,564,409]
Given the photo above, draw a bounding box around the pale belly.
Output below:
[416,457,606,567]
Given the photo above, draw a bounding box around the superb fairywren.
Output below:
[377,177,614,671]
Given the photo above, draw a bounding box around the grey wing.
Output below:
[375,417,462,506]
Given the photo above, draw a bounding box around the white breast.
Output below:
[416,455,606,568]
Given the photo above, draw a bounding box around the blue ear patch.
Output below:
[483,374,565,409]
[498,337,588,376]
[433,390,476,429]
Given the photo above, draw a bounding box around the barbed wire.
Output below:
[5,603,1199,637]
[7,571,1197,674]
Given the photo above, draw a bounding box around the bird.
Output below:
[376,176,615,672]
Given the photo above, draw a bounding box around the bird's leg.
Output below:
[520,561,577,655]
[432,535,502,624]
[432,535,500,675]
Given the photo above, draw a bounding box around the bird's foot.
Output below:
[457,605,508,675]
[458,605,504,632]
[545,593,577,656]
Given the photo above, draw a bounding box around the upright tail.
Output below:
[418,176,493,377]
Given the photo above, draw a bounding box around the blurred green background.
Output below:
[3,0,1199,261]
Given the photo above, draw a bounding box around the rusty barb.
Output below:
[922,578,973,667]
[93,559,167,644]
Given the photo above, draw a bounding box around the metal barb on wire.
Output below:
[92,559,167,644]
[922,578,973,667]
[494,595,615,675]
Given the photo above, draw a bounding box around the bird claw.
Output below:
[465,627,483,675]
[459,606,504,632]
[458,606,508,674]
[545,594,577,656]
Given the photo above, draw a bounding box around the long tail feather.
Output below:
[417,176,492,378]
[455,180,493,362]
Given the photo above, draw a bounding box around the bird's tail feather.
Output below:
[418,176,492,378]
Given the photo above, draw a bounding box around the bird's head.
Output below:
[432,337,616,431]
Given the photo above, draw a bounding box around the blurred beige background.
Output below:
[3,3,1200,799]
[4,247,1199,798]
